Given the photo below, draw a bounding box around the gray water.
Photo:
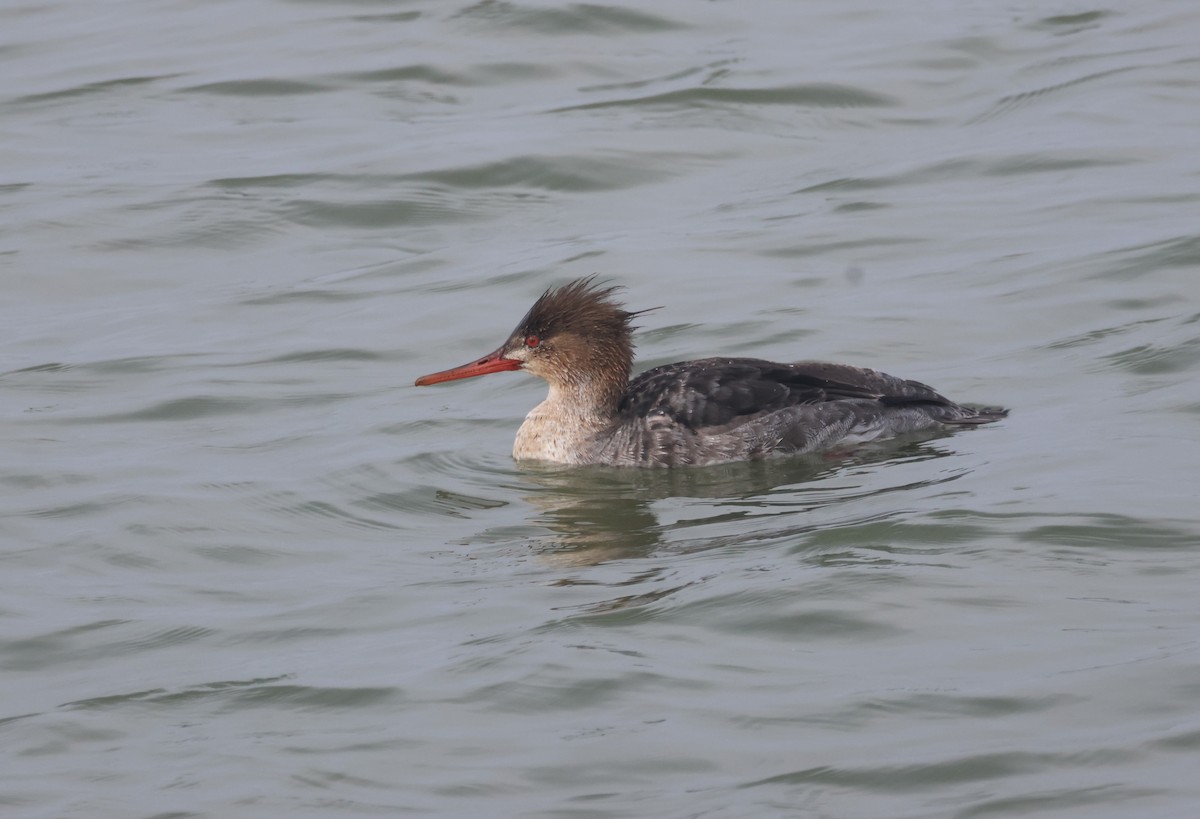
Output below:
[4,1,1200,817]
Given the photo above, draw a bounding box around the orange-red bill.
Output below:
[414,347,521,386]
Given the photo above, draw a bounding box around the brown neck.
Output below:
[549,370,627,419]
[543,333,632,416]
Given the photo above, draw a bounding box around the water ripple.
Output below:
[3,621,214,672]
[742,749,1139,791]
[58,676,400,712]
[453,2,686,35]
[181,78,333,96]
[406,154,677,192]
[555,82,896,113]
[11,74,177,106]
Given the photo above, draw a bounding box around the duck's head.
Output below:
[415,277,647,402]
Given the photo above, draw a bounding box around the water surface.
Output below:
[3,1,1200,817]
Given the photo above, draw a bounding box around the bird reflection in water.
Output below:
[502,433,968,579]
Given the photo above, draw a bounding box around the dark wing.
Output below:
[782,361,956,406]
[618,358,956,432]
[796,361,1008,424]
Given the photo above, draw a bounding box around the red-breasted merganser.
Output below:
[415,278,1007,468]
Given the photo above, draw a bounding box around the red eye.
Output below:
[525,335,540,348]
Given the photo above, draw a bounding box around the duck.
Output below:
[415,277,1006,467]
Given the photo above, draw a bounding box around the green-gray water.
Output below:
[4,2,1199,817]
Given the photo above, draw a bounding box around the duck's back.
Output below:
[595,358,1005,467]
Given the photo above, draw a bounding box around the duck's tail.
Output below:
[946,405,1009,425]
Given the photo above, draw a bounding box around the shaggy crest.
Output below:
[514,276,645,342]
